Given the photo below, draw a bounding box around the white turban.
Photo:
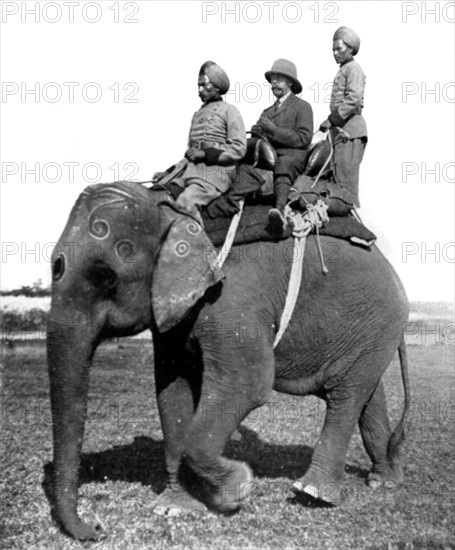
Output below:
[199,61,230,95]
[333,27,361,56]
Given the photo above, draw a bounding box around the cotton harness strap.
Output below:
[215,197,329,348]
[272,233,307,348]
[216,198,245,268]
[273,200,329,348]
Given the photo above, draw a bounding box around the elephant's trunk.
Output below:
[47,309,102,540]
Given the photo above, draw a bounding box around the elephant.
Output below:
[47,180,410,540]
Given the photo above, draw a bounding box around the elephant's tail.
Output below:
[387,339,411,465]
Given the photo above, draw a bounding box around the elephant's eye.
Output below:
[52,254,66,281]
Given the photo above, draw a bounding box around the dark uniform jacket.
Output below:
[258,93,314,182]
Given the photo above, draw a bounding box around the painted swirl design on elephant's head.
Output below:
[175,241,190,257]
[87,187,138,241]
[90,219,111,240]
[186,222,202,236]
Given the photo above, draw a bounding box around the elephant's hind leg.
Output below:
[293,351,393,505]
[292,393,361,506]
[359,380,404,490]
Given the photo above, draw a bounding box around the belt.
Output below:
[189,140,222,149]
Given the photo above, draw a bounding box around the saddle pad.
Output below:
[203,204,376,248]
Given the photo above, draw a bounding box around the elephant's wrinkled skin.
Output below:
[47,181,410,540]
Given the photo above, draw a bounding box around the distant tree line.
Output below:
[1,309,48,333]
[0,279,51,297]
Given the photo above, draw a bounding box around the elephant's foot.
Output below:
[367,464,404,490]
[209,461,253,514]
[152,485,208,517]
[58,516,104,541]
[292,470,341,506]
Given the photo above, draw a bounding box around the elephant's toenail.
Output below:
[303,485,319,499]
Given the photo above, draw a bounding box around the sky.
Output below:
[1,0,454,302]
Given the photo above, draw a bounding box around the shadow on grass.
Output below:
[42,435,167,507]
[287,492,336,509]
[43,426,369,512]
[225,425,313,479]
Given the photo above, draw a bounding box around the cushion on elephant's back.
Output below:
[202,204,376,248]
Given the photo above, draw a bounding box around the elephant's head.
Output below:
[47,181,222,539]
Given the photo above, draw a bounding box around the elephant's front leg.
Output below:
[152,334,208,516]
[180,341,275,513]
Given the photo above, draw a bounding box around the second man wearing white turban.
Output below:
[320,27,367,208]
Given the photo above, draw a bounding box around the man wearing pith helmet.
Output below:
[251,58,313,235]
[320,26,367,208]
[156,61,247,219]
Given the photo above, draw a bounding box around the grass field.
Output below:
[1,305,454,549]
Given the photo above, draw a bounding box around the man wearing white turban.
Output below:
[154,61,247,220]
[320,27,367,208]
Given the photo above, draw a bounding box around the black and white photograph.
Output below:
[1,1,454,548]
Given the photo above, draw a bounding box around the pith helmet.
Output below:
[265,59,302,94]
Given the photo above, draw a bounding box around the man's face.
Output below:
[270,74,292,99]
[198,75,220,103]
[332,39,354,65]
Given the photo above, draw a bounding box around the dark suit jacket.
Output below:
[260,93,313,152]
[256,93,314,181]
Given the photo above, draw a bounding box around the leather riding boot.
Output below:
[268,178,291,236]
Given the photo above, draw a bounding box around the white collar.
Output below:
[278,90,292,106]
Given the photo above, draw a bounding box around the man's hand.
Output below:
[185,147,206,163]
[319,119,332,132]
[251,124,263,137]
[258,117,276,134]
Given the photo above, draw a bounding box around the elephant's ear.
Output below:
[152,209,224,332]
